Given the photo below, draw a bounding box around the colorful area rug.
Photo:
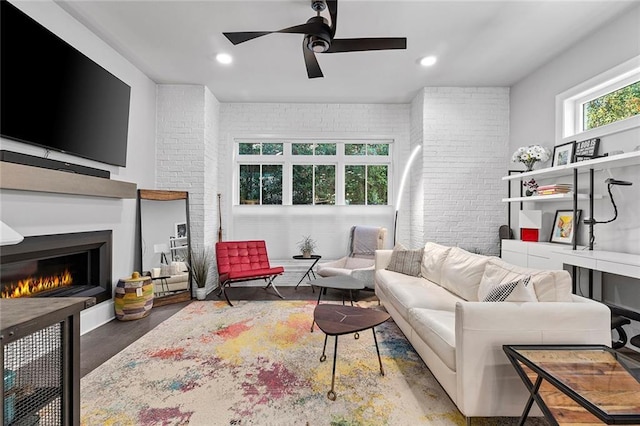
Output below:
[80,300,516,425]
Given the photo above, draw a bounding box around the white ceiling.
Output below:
[57,0,639,104]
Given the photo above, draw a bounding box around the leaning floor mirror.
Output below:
[137,189,192,306]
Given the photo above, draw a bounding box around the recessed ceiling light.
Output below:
[420,56,437,67]
[216,53,233,65]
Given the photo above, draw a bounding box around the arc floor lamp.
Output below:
[394,145,422,245]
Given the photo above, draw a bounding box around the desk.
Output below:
[292,255,322,289]
[555,250,640,281]
[503,344,640,425]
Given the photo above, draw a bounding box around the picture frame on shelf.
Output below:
[574,138,600,161]
[549,209,582,245]
[175,222,187,239]
[552,141,575,167]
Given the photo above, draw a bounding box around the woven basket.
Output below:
[114,272,153,321]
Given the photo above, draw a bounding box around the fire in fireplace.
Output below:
[0,230,112,304]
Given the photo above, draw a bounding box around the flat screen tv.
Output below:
[1,1,131,167]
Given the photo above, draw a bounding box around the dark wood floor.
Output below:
[80,285,378,377]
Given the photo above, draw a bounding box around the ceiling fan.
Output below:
[223,0,407,79]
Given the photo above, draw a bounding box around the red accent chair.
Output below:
[215,240,284,306]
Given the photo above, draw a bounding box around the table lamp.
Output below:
[153,243,169,265]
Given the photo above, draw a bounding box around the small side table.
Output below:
[314,304,390,400]
[292,255,322,289]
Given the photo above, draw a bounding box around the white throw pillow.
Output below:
[478,275,538,302]
[482,258,573,302]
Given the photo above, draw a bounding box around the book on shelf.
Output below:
[537,189,572,195]
[536,184,572,191]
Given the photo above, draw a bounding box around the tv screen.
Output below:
[1,1,131,167]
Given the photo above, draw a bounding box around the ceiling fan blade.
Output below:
[326,37,407,53]
[277,21,324,36]
[224,21,324,45]
[326,0,337,37]
[223,31,272,45]
[303,40,323,79]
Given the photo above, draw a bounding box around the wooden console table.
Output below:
[1,297,94,426]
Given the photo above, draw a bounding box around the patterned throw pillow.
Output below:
[479,275,537,302]
[386,244,423,277]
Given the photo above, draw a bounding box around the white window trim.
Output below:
[233,137,393,206]
[556,54,640,144]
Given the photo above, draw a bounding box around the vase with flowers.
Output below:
[511,145,550,172]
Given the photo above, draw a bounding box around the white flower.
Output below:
[511,145,550,163]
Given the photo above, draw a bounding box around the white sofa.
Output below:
[375,242,611,420]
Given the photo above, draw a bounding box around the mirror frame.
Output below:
[137,189,192,306]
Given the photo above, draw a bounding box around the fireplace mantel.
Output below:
[0,161,136,199]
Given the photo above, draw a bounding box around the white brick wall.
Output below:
[156,84,220,292]
[417,87,510,256]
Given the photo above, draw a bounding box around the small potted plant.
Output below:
[297,235,317,258]
[190,247,212,300]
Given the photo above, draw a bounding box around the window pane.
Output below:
[239,143,260,155]
[367,165,388,205]
[292,143,313,155]
[315,165,335,205]
[345,165,365,205]
[262,143,283,155]
[261,165,282,204]
[315,143,336,155]
[239,165,260,204]
[293,165,313,204]
[345,144,365,156]
[367,144,389,156]
[583,81,640,131]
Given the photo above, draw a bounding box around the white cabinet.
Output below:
[501,240,578,270]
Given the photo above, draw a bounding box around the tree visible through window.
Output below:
[239,164,282,204]
[345,165,388,205]
[293,165,335,205]
[583,81,640,131]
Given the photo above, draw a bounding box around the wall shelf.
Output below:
[0,161,137,199]
[502,193,603,203]
[502,150,640,181]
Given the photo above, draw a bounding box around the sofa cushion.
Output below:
[386,244,423,277]
[408,308,456,371]
[376,270,464,319]
[482,258,573,302]
[420,242,451,284]
[439,247,490,301]
[478,275,538,302]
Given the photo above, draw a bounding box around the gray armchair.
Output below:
[316,226,387,289]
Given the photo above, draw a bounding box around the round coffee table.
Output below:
[314,304,390,400]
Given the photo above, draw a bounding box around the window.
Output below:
[582,81,640,131]
[345,165,388,205]
[557,55,640,141]
[239,164,282,205]
[235,140,391,206]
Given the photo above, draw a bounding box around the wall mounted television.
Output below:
[0,1,131,167]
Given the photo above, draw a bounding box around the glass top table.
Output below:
[503,344,640,425]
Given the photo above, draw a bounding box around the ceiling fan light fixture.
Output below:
[306,35,330,53]
[216,53,233,64]
[420,55,437,67]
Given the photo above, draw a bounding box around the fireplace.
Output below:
[1,230,111,304]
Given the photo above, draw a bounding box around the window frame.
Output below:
[556,55,640,143]
[234,139,392,206]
